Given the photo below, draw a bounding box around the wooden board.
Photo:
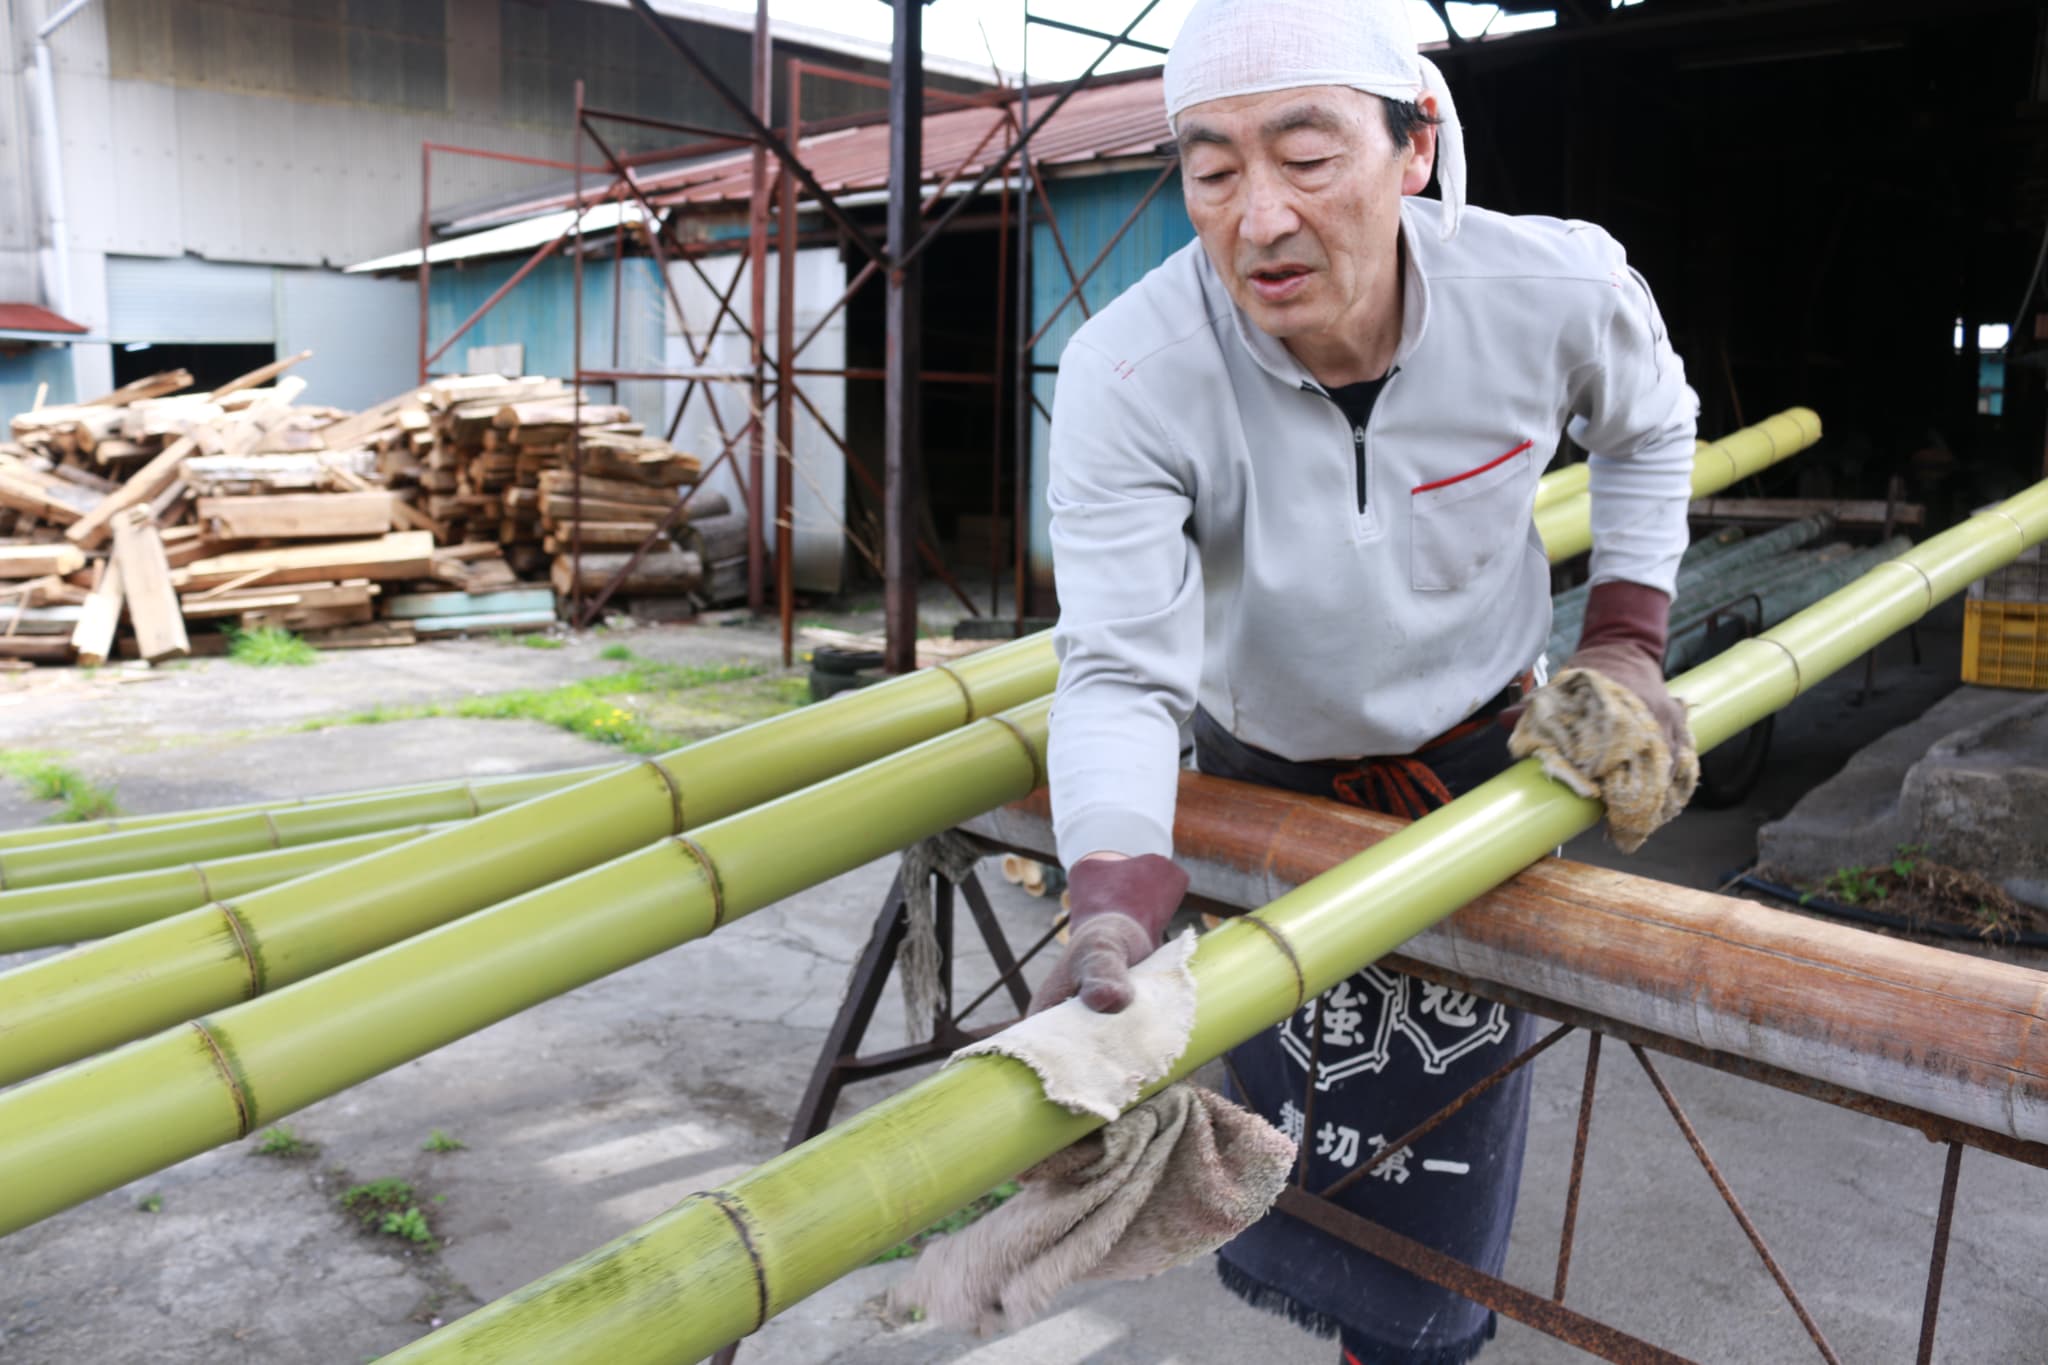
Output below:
[71,560,125,667]
[0,636,74,663]
[65,432,201,548]
[111,511,190,663]
[196,491,395,539]
[535,471,681,507]
[180,580,377,619]
[172,532,436,592]
[302,620,417,650]
[550,547,701,598]
[0,543,86,578]
[1690,497,1925,528]
[410,609,559,637]
[381,588,556,620]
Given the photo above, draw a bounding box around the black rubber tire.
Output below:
[808,666,883,702]
[1695,712,1773,809]
[812,644,886,675]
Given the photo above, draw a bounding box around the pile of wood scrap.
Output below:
[0,360,738,667]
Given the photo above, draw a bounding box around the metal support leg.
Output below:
[1915,1142,1964,1365]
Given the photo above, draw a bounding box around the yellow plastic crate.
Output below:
[1962,599,2048,690]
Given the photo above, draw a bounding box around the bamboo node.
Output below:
[188,1020,253,1137]
[191,862,215,903]
[705,1190,772,1331]
[259,811,284,849]
[639,758,687,834]
[672,836,725,926]
[1236,913,1308,1011]
[988,715,1046,793]
[1750,634,1806,696]
[215,901,266,998]
[932,660,978,721]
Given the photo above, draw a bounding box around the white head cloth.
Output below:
[1163,0,1467,239]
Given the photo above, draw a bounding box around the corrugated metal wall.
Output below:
[1027,167,1194,597]
[427,251,666,426]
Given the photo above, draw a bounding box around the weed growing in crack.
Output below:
[422,1129,466,1153]
[0,751,120,823]
[253,1125,313,1158]
[227,626,321,667]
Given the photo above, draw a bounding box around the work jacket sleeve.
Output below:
[1046,337,1203,865]
[1565,231,1700,599]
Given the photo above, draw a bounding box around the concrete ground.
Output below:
[1,602,2044,1363]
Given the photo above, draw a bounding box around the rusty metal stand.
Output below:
[712,852,1057,1365]
[784,861,1049,1147]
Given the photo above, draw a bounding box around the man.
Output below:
[1033,1,1700,1361]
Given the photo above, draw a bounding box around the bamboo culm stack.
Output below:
[0,824,447,953]
[0,634,1058,1089]
[1548,513,1830,642]
[380,473,2048,1365]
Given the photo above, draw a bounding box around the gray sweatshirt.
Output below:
[1047,196,1699,865]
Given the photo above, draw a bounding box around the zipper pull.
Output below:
[1353,426,1368,513]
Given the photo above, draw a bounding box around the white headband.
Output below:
[1163,0,1467,239]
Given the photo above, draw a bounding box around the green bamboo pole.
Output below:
[0,824,449,953]
[1536,407,1822,561]
[0,768,605,854]
[0,698,1054,1236]
[0,768,592,889]
[0,635,1057,1089]
[382,475,2048,1365]
[1532,458,1589,510]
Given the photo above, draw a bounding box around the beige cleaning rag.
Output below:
[1509,666,1699,852]
[892,931,1295,1334]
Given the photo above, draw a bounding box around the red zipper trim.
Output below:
[1411,439,1533,495]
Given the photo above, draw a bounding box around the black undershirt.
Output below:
[1313,373,1394,513]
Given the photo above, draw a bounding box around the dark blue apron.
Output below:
[1195,703,1536,1365]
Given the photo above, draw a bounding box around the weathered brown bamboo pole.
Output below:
[965,776,2048,1144]
[0,635,1056,1087]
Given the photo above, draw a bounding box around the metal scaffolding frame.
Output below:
[410,1,1181,669]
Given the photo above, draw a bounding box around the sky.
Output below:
[683,1,1561,83]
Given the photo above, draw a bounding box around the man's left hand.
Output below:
[1509,580,1697,851]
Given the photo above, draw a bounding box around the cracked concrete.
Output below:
[1,616,2044,1363]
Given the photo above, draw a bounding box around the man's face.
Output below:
[1176,86,1434,346]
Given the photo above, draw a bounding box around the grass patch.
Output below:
[870,1182,1021,1264]
[253,1124,314,1158]
[422,1129,466,1153]
[227,625,320,667]
[341,1178,439,1252]
[300,658,779,754]
[599,643,634,661]
[137,1194,163,1214]
[0,750,121,823]
[493,631,565,650]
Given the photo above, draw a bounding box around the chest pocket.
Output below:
[1408,440,1535,591]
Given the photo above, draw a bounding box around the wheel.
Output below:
[812,644,886,675]
[1695,712,1773,809]
[808,666,883,701]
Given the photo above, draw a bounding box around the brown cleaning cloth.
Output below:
[892,931,1295,1334]
[890,1081,1296,1336]
[1509,665,1699,852]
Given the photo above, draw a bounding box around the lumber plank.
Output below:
[301,620,416,650]
[550,547,701,598]
[196,491,395,540]
[0,636,74,663]
[410,610,557,637]
[111,511,189,663]
[172,532,436,591]
[70,559,125,667]
[208,350,312,402]
[65,432,201,548]
[76,369,196,408]
[381,588,555,620]
[1690,497,1924,528]
[0,544,86,578]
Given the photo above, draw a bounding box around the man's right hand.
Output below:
[1027,854,1190,1015]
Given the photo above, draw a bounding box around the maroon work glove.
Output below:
[1564,580,1687,755]
[1026,854,1189,1016]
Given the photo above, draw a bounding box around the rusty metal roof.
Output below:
[645,74,1172,211]
[0,304,86,335]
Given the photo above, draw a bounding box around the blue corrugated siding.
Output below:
[0,347,77,420]
[1027,169,1195,590]
[428,254,666,427]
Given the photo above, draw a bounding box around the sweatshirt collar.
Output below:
[1217,195,1437,393]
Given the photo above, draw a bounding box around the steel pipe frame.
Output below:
[376,477,2048,1363]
